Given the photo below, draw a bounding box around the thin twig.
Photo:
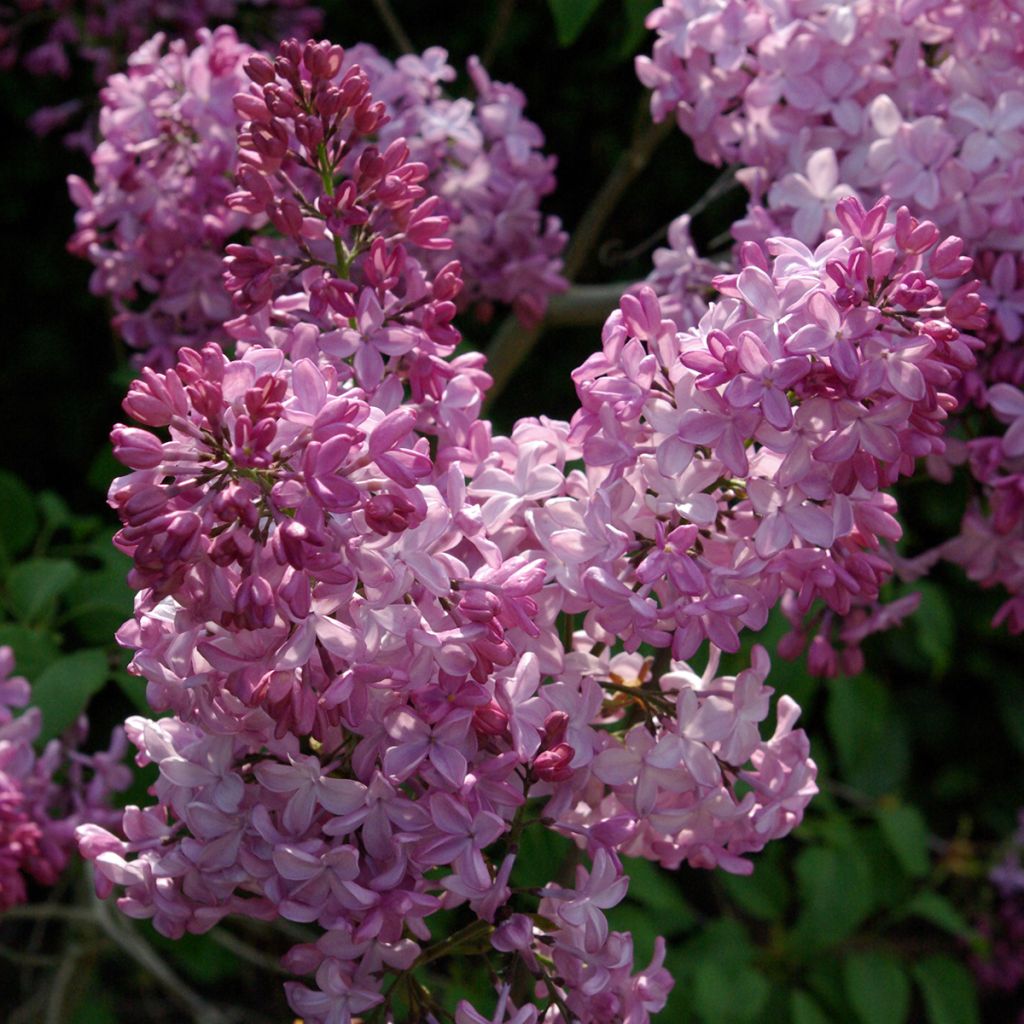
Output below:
[564,107,674,281]
[482,0,516,68]
[209,925,290,975]
[544,282,634,327]
[88,888,230,1024]
[483,102,673,407]
[45,942,82,1024]
[1,904,94,923]
[371,0,415,55]
[601,165,739,266]
[0,943,65,968]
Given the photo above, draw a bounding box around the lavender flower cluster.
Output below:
[65,28,989,1021]
[638,0,1024,653]
[0,647,129,911]
[0,0,322,141]
[67,27,566,368]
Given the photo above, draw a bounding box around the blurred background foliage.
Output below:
[1,1,1022,1022]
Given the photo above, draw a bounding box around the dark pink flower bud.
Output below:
[279,569,312,620]
[405,196,453,251]
[473,701,509,737]
[111,426,164,469]
[363,492,424,535]
[235,575,276,630]
[233,91,271,124]
[541,711,569,747]
[303,40,343,79]
[533,743,574,782]
[458,589,502,623]
[432,260,464,302]
[808,634,838,677]
[894,206,939,254]
[931,236,973,279]
[269,197,304,239]
[244,54,276,86]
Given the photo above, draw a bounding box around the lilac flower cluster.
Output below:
[0,647,129,911]
[569,194,984,677]
[637,0,1024,247]
[67,29,566,367]
[67,27,255,359]
[639,0,1024,647]
[72,37,841,1024]
[971,811,1024,1018]
[0,0,321,141]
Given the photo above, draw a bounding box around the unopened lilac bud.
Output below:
[111,426,164,469]
[541,711,569,747]
[244,54,276,86]
[473,701,509,737]
[534,743,574,782]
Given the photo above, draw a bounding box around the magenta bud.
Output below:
[244,54,276,86]
[473,701,509,737]
[541,711,569,746]
[533,743,574,782]
[111,426,164,469]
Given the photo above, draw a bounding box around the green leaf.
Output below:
[64,560,133,645]
[37,491,72,531]
[900,892,975,939]
[843,951,910,1024]
[694,961,769,1024]
[791,991,831,1024]
[620,856,698,931]
[31,649,109,741]
[548,0,606,45]
[69,986,117,1024]
[876,803,930,878]
[0,471,38,558]
[6,558,79,624]
[793,844,874,949]
[0,624,61,679]
[511,824,575,889]
[995,678,1024,758]
[826,675,909,795]
[912,956,980,1024]
[912,582,955,675]
[720,842,790,921]
[621,0,656,53]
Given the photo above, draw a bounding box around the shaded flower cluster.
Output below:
[67,29,565,367]
[970,811,1024,1020]
[0,0,322,142]
[0,647,129,911]
[76,35,827,1024]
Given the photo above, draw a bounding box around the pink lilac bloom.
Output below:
[0,0,322,143]
[639,0,1024,643]
[67,32,565,367]
[0,647,129,911]
[67,26,255,364]
[557,196,982,675]
[970,811,1024,1016]
[77,35,832,1024]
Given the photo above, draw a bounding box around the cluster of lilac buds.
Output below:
[73,36,837,1024]
[67,28,565,367]
[0,647,129,911]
